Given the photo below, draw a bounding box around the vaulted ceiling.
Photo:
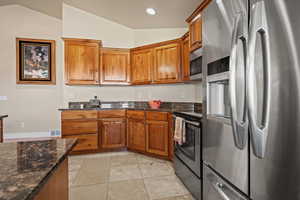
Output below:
[0,0,62,19]
[63,0,202,28]
[0,0,202,28]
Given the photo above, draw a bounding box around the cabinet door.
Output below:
[182,33,190,81]
[64,134,99,152]
[131,48,153,84]
[127,118,146,151]
[189,16,202,52]
[146,120,169,156]
[64,39,100,85]
[153,42,181,83]
[101,118,126,149]
[101,48,130,84]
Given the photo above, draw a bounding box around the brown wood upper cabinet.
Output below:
[153,41,181,83]
[100,48,130,85]
[189,15,202,52]
[63,38,101,85]
[130,48,153,84]
[181,32,190,81]
[186,0,212,52]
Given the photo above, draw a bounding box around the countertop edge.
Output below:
[25,139,77,200]
[58,108,191,113]
[0,115,8,119]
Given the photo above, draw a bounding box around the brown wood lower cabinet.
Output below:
[100,118,126,149]
[146,120,169,157]
[34,158,68,200]
[127,118,146,151]
[64,134,98,151]
[61,110,172,158]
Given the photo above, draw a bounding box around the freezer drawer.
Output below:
[203,117,248,195]
[203,164,248,200]
[174,156,201,200]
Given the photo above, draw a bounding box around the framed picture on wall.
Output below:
[16,38,56,84]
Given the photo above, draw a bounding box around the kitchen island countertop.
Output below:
[0,115,8,119]
[0,138,76,200]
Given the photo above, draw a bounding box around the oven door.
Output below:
[175,119,201,177]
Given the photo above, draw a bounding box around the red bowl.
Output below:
[148,101,161,109]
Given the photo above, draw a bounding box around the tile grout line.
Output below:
[106,155,112,200]
[69,152,190,200]
[136,156,152,200]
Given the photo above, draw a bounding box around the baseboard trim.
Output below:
[4,132,54,139]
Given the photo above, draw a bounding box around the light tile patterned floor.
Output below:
[69,151,195,200]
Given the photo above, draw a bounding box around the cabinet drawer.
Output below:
[98,110,126,118]
[64,134,98,151]
[146,111,168,121]
[62,120,98,135]
[127,110,145,120]
[61,111,97,120]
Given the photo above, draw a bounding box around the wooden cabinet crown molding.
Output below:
[62,38,102,45]
[186,0,212,23]
[131,38,182,52]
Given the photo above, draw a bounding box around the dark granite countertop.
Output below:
[59,107,183,112]
[0,139,76,200]
[59,101,202,113]
[0,115,8,120]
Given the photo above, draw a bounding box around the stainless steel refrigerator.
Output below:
[202,0,300,199]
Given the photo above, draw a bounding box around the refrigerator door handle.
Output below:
[229,12,248,149]
[247,1,271,158]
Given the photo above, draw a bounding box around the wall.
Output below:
[133,28,188,47]
[0,4,202,136]
[63,4,202,107]
[0,0,62,19]
[0,5,63,134]
[63,4,134,48]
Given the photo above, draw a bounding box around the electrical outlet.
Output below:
[50,130,61,137]
[20,122,25,128]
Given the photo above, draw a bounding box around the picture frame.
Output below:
[16,38,56,85]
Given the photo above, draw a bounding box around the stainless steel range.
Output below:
[173,112,202,200]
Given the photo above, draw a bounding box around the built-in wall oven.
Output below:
[173,112,202,200]
[190,48,203,80]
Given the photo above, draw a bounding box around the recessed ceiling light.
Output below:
[146,8,156,15]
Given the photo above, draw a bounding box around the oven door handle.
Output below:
[229,11,248,150]
[184,120,200,127]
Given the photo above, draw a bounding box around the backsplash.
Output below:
[68,101,202,113]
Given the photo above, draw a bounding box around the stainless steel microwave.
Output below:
[190,48,203,80]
